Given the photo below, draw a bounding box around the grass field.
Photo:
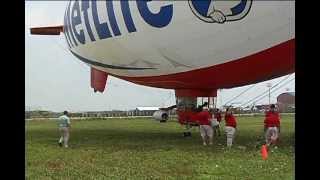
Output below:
[26,114,294,180]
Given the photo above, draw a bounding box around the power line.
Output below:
[239,74,293,107]
[240,77,292,108]
[240,78,295,107]
[223,84,256,106]
[246,77,295,106]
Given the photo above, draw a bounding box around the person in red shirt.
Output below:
[197,106,213,146]
[264,104,280,146]
[224,108,237,147]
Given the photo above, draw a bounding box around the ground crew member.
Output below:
[197,106,213,146]
[264,104,280,146]
[58,111,71,148]
[213,108,222,136]
[224,108,237,147]
[210,108,220,137]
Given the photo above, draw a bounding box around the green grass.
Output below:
[26,115,294,180]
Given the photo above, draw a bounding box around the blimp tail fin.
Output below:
[91,67,108,93]
[30,25,63,35]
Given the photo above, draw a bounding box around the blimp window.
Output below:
[176,97,197,111]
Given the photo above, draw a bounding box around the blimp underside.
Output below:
[58,1,294,94]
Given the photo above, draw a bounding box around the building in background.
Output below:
[277,92,295,112]
[253,104,270,112]
[25,106,176,119]
[131,107,160,116]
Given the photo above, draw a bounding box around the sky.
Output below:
[25,1,295,112]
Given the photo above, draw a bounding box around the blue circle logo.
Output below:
[188,0,252,23]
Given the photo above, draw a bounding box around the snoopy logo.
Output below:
[188,0,252,23]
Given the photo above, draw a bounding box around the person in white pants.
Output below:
[224,108,237,147]
[264,104,281,146]
[200,124,213,145]
[265,127,279,146]
[58,111,71,148]
[211,119,220,136]
[197,106,213,146]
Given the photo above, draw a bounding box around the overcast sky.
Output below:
[25,1,295,112]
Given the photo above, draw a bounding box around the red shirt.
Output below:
[225,114,237,128]
[215,112,222,122]
[197,111,211,125]
[264,111,280,128]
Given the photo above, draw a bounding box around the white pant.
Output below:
[59,127,70,147]
[199,125,213,138]
[211,119,220,127]
[265,127,278,145]
[225,126,236,147]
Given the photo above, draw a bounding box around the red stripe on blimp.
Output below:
[116,39,295,90]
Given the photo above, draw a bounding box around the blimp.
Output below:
[30,0,295,126]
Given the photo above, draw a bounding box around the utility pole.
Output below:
[219,89,222,109]
[266,83,272,105]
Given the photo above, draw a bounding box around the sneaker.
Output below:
[203,142,207,146]
[58,142,62,147]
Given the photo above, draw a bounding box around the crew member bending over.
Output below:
[197,106,213,146]
[224,108,237,147]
